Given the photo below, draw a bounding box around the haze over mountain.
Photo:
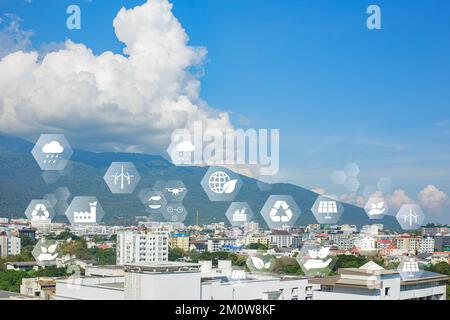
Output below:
[0,134,401,230]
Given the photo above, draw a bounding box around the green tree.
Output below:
[246,243,269,250]
[168,248,185,261]
[271,257,304,275]
[334,255,369,270]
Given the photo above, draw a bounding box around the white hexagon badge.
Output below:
[396,204,425,230]
[32,239,59,266]
[200,167,243,202]
[25,199,56,222]
[162,203,188,222]
[311,195,344,224]
[246,253,277,273]
[364,195,388,220]
[65,196,105,225]
[225,202,254,227]
[31,134,73,171]
[162,180,188,202]
[260,195,301,229]
[296,242,337,277]
[104,162,141,194]
[139,189,167,214]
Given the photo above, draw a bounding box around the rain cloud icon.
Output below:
[42,141,64,164]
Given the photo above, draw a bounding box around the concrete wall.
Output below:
[124,271,201,300]
[55,277,124,300]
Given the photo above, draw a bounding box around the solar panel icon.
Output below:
[318,201,338,219]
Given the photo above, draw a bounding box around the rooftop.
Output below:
[124,261,201,273]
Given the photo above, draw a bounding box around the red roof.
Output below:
[350,246,360,254]
[96,244,112,250]
[377,239,391,244]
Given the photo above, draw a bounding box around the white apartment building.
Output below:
[418,236,435,254]
[310,261,448,300]
[207,238,238,252]
[0,233,21,257]
[269,230,293,248]
[116,231,168,266]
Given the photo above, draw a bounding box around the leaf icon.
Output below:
[223,179,238,194]
[41,246,48,253]
[48,244,57,253]
[251,257,265,269]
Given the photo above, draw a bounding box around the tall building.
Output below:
[269,230,293,248]
[418,236,435,254]
[169,233,190,252]
[394,236,421,253]
[116,231,168,266]
[0,232,21,258]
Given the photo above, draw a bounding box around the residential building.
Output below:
[243,222,259,235]
[246,234,270,247]
[269,230,293,248]
[418,236,435,254]
[20,277,56,300]
[421,226,450,237]
[394,236,420,253]
[310,261,448,300]
[169,233,190,252]
[116,231,168,265]
[335,236,356,250]
[207,238,238,252]
[434,235,450,252]
[0,232,21,257]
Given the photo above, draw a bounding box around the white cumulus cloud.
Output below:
[418,185,449,211]
[0,0,233,154]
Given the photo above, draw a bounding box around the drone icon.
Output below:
[165,188,186,196]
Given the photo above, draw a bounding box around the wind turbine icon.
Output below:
[403,208,420,227]
[111,165,134,190]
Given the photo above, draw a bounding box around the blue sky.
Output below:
[1,0,450,216]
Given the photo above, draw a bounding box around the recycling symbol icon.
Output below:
[269,200,293,222]
[32,203,50,221]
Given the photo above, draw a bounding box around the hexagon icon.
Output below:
[162,202,188,223]
[296,242,337,277]
[246,253,277,273]
[260,195,301,229]
[25,199,56,222]
[364,195,388,220]
[32,239,59,266]
[397,256,424,280]
[104,162,141,194]
[396,204,425,230]
[200,166,243,202]
[225,202,255,227]
[311,195,344,224]
[162,180,187,202]
[31,134,73,171]
[139,189,167,214]
[65,196,105,225]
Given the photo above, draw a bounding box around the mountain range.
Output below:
[0,134,401,230]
